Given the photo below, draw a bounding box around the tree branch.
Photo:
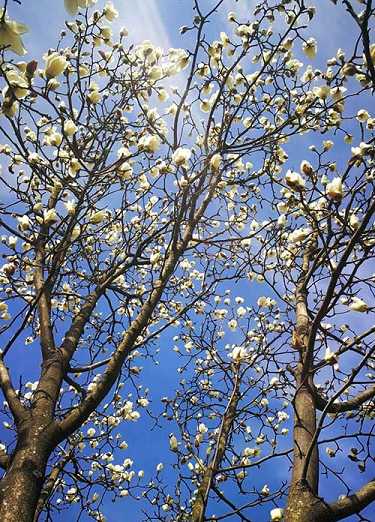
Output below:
[328,479,375,520]
[314,384,375,413]
[0,358,29,422]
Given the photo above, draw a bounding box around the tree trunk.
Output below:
[0,422,53,522]
[285,482,329,522]
[285,365,321,522]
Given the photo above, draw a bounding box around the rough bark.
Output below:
[0,421,54,522]
[285,483,329,522]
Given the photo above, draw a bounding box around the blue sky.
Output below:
[1,1,374,521]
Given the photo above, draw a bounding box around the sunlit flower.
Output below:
[64,200,76,216]
[302,38,317,59]
[356,109,369,122]
[314,85,330,100]
[300,160,313,177]
[64,0,97,16]
[210,153,222,171]
[150,251,161,265]
[0,10,28,55]
[349,297,368,313]
[285,170,305,191]
[63,119,78,136]
[4,69,28,99]
[44,52,68,79]
[43,208,58,225]
[17,215,30,231]
[90,210,107,224]
[138,134,160,154]
[103,2,118,21]
[288,228,311,243]
[172,147,191,167]
[270,508,284,521]
[326,177,343,201]
[229,346,247,361]
[169,433,178,452]
[349,214,360,229]
[228,319,238,331]
[324,348,338,364]
[87,83,101,104]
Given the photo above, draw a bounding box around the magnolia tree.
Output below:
[0,0,374,521]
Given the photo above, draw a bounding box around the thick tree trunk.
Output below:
[285,365,321,522]
[285,240,324,522]
[290,366,319,493]
[285,482,329,522]
[0,422,53,522]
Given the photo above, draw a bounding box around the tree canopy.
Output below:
[0,1,374,521]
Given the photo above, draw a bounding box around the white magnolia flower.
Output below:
[138,134,160,154]
[257,296,274,308]
[172,147,191,167]
[198,423,208,434]
[17,215,30,231]
[349,297,368,312]
[302,38,317,59]
[44,130,62,147]
[261,484,270,496]
[228,319,238,331]
[356,109,369,122]
[169,433,178,452]
[7,236,17,248]
[64,200,76,216]
[324,348,338,364]
[237,306,247,317]
[0,10,28,55]
[103,2,118,21]
[288,228,311,243]
[63,119,78,136]
[285,170,305,191]
[243,447,260,457]
[326,177,343,201]
[300,160,313,177]
[4,69,29,99]
[43,208,58,225]
[349,214,360,229]
[71,225,80,241]
[351,142,372,158]
[314,85,330,100]
[229,346,248,361]
[150,252,161,265]
[87,83,101,104]
[44,52,68,79]
[326,447,336,458]
[270,508,284,521]
[64,0,97,16]
[210,153,222,171]
[66,487,78,502]
[90,210,107,224]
